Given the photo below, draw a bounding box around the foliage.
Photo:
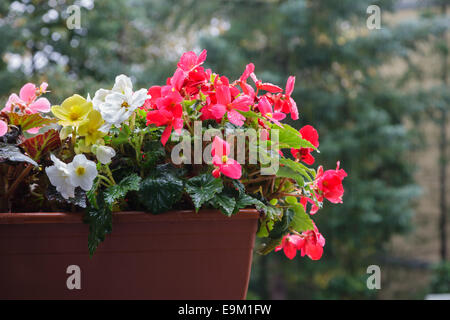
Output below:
[0,46,346,260]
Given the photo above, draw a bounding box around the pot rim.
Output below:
[0,209,260,225]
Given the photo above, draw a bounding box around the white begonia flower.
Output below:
[92,88,110,111]
[93,75,149,128]
[45,154,75,200]
[112,74,133,95]
[95,145,116,164]
[67,154,98,192]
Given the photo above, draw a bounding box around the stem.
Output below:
[97,174,114,187]
[71,127,77,151]
[5,165,33,199]
[130,112,136,132]
[241,176,275,184]
[104,165,116,185]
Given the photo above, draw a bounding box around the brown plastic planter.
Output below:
[0,209,259,300]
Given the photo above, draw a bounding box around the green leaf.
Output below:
[290,204,314,232]
[269,209,294,239]
[86,178,100,210]
[257,238,282,255]
[110,125,131,146]
[237,109,264,120]
[84,192,112,256]
[265,205,283,219]
[231,179,246,196]
[0,143,38,166]
[234,193,267,214]
[280,158,315,181]
[6,113,57,132]
[185,173,223,212]
[104,174,141,207]
[275,166,305,186]
[256,218,274,238]
[277,123,302,148]
[20,129,61,162]
[210,192,237,216]
[276,123,317,150]
[142,140,166,170]
[138,165,184,214]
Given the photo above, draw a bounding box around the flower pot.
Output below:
[0,209,259,300]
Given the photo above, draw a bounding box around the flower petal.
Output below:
[227,110,246,126]
[28,97,51,113]
[19,83,37,104]
[0,120,7,137]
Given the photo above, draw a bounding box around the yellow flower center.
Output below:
[121,102,129,109]
[266,112,273,118]
[222,155,228,163]
[76,166,86,176]
[69,106,83,121]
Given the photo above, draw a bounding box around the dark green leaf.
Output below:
[234,193,267,214]
[210,192,237,216]
[257,238,282,255]
[104,174,141,207]
[84,192,112,256]
[185,173,223,212]
[269,209,294,239]
[138,165,184,214]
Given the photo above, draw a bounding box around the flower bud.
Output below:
[95,145,116,164]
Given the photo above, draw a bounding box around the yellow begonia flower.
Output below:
[51,94,92,127]
[78,110,107,146]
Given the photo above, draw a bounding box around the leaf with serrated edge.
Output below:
[138,167,184,214]
[186,174,223,212]
[7,113,57,132]
[210,193,236,216]
[20,129,61,161]
[104,174,141,207]
[290,204,314,232]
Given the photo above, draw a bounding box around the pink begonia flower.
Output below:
[210,85,252,126]
[275,234,305,260]
[284,76,299,120]
[4,83,50,114]
[177,49,207,73]
[300,196,319,215]
[276,225,326,261]
[316,161,347,204]
[146,91,184,146]
[248,67,284,93]
[2,82,50,134]
[291,125,319,165]
[257,96,286,127]
[0,120,7,137]
[274,76,299,120]
[299,225,326,261]
[211,136,242,179]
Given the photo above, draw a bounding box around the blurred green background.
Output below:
[2,0,450,299]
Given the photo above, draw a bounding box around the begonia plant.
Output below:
[0,50,347,258]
